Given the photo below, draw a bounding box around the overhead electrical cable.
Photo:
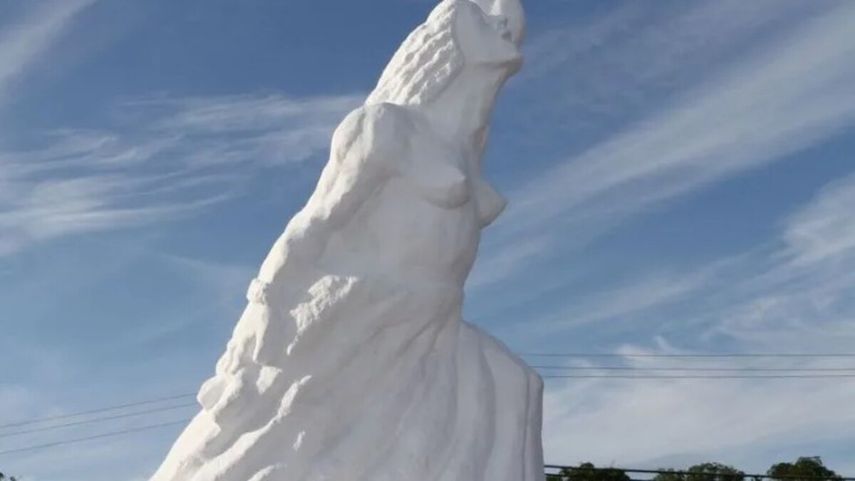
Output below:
[0,393,196,430]
[524,352,855,358]
[545,465,855,481]
[0,419,191,457]
[541,374,855,379]
[0,402,198,439]
[532,365,855,372]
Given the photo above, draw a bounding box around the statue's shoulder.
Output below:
[332,102,415,158]
[359,102,412,125]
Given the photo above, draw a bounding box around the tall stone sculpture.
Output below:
[150,1,544,480]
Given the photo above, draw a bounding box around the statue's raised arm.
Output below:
[150,2,544,480]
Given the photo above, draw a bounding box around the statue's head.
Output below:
[469,0,526,46]
[454,1,521,67]
[366,0,523,107]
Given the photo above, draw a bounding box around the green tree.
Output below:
[546,470,565,481]
[686,462,745,481]
[0,472,19,481]
[547,462,631,481]
[768,457,842,481]
[653,463,744,481]
[652,469,686,481]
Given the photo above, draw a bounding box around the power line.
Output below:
[0,393,196,430]
[541,374,855,379]
[546,465,855,481]
[0,402,197,439]
[533,366,855,372]
[525,353,855,358]
[4,364,851,438]
[4,354,848,428]
[0,419,191,457]
[3,358,852,460]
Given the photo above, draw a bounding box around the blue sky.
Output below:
[1,0,854,479]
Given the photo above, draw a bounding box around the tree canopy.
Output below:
[548,462,631,481]
[768,457,842,481]
[652,462,745,481]
[548,458,843,481]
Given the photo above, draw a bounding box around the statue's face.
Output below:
[470,0,525,45]
[454,1,522,68]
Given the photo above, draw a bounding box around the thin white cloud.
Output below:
[146,94,360,134]
[710,175,855,350]
[0,0,95,105]
[129,93,363,166]
[467,235,551,289]
[520,0,813,88]
[511,0,855,231]
[513,0,827,137]
[782,173,855,267]
[541,271,710,329]
[480,1,855,288]
[543,362,855,471]
[6,416,191,481]
[0,249,252,481]
[539,172,855,471]
[0,92,363,256]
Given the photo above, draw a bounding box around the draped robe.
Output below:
[150,102,544,481]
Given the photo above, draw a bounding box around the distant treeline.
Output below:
[548,457,843,481]
[1,456,843,481]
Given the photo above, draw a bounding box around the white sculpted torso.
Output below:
[258,103,498,288]
[319,106,482,286]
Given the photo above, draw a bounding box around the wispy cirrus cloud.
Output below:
[0,1,363,257]
[539,173,855,471]
[710,174,855,348]
[781,174,855,268]
[509,0,855,233]
[518,0,823,114]
[0,248,251,481]
[0,93,363,256]
[475,0,855,289]
[481,3,855,468]
[125,93,363,167]
[0,0,95,105]
[543,353,855,471]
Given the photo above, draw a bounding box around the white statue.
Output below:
[150,1,544,480]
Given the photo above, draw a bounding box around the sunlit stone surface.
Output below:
[150,1,544,480]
